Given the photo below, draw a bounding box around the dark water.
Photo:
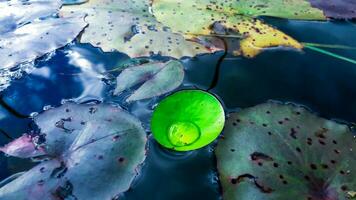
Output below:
[213,18,356,123]
[0,18,355,199]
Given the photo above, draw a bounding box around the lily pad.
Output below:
[62,0,88,5]
[0,103,147,200]
[151,0,329,57]
[0,134,45,159]
[61,0,214,59]
[0,0,61,30]
[0,0,87,70]
[309,0,356,19]
[216,102,355,200]
[151,90,225,151]
[114,60,184,102]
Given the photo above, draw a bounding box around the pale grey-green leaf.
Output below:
[61,0,214,59]
[114,60,184,102]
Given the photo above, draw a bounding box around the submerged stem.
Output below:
[208,37,228,91]
[0,95,29,118]
[302,42,356,50]
[0,129,13,139]
[304,45,356,65]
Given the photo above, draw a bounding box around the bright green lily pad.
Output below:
[151,90,225,151]
[216,102,356,200]
[0,103,147,200]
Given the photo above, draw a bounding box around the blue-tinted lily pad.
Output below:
[0,103,147,200]
[0,0,87,70]
[0,0,87,92]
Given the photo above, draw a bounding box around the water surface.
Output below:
[0,19,356,199]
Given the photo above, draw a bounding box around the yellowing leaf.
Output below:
[222,17,304,57]
[152,0,325,57]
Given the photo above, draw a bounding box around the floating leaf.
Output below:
[348,191,356,199]
[0,172,25,188]
[61,0,214,59]
[309,0,356,19]
[62,0,88,5]
[152,0,330,57]
[216,102,355,200]
[0,103,147,200]
[0,0,87,70]
[0,134,45,159]
[114,60,184,102]
[151,90,225,151]
[0,0,61,29]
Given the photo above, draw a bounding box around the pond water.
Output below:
[0,18,356,200]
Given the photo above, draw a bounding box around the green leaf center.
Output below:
[168,121,201,147]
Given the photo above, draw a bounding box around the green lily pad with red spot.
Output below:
[216,102,356,200]
[0,103,147,200]
[308,0,356,19]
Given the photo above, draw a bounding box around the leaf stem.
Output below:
[304,45,356,65]
[208,37,228,91]
[0,95,29,118]
[0,129,13,139]
[302,42,356,50]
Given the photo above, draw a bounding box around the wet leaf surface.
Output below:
[0,0,87,70]
[0,1,355,199]
[114,60,184,102]
[0,103,147,200]
[216,102,355,200]
[0,0,87,93]
[61,0,215,59]
[0,134,44,159]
